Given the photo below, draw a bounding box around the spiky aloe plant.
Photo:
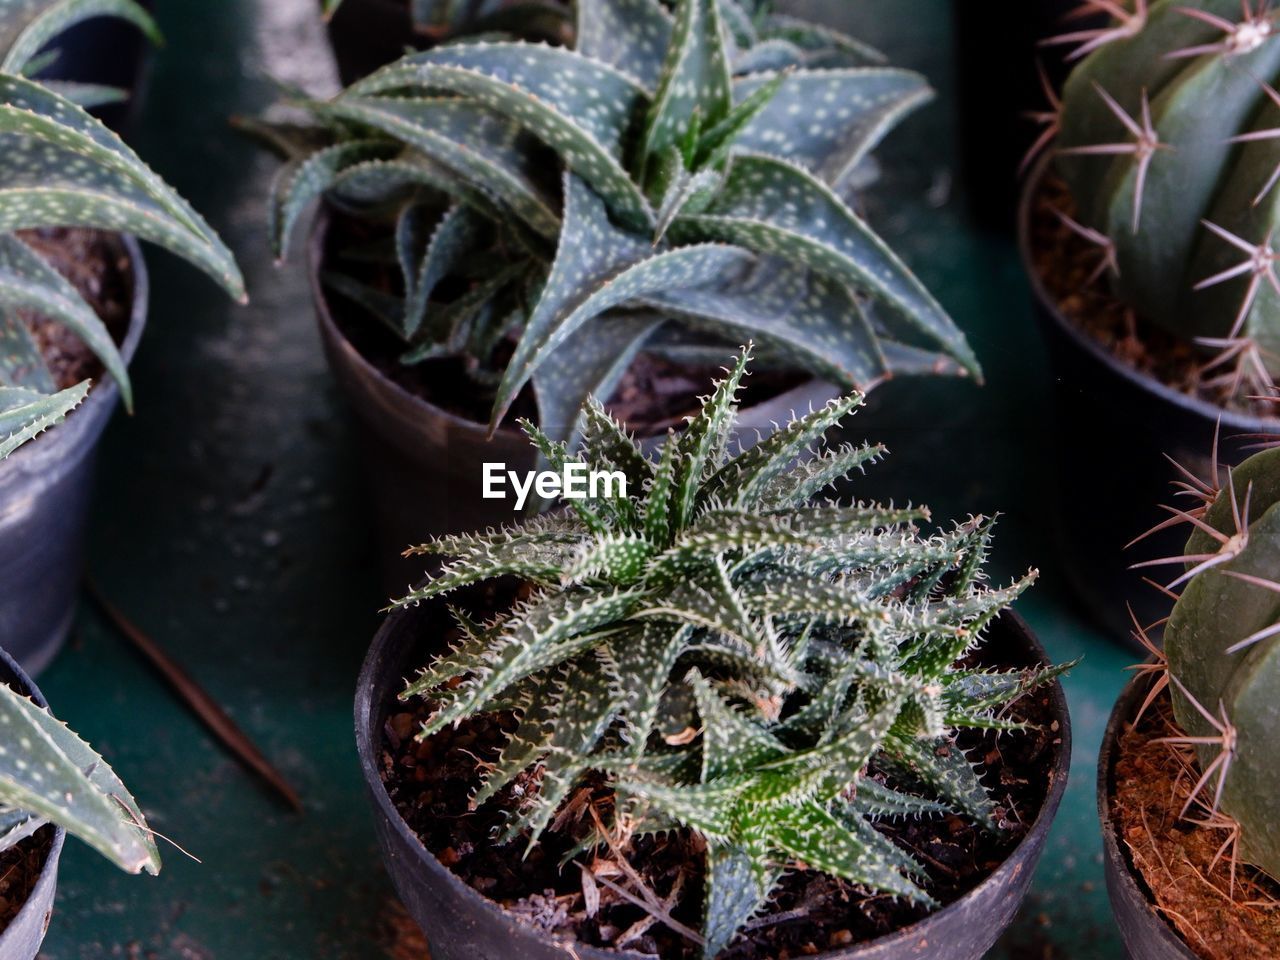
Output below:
[1031,0,1280,396]
[391,347,1065,958]
[253,0,976,445]
[0,675,160,875]
[0,381,87,458]
[1131,442,1280,882]
[0,1,243,448]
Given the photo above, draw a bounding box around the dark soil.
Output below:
[1029,174,1276,418]
[15,227,132,389]
[323,213,806,439]
[0,826,53,936]
[378,581,1063,960]
[1111,686,1280,960]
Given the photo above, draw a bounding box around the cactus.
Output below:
[1138,442,1280,882]
[1034,0,1280,396]
[0,2,243,447]
[392,346,1067,959]
[0,677,160,874]
[250,0,977,446]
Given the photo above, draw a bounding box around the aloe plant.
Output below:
[253,0,976,445]
[391,347,1065,958]
[1133,441,1280,883]
[0,676,159,875]
[1033,0,1280,397]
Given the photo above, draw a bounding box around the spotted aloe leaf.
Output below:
[347,43,653,228]
[642,0,733,164]
[0,379,86,457]
[575,0,672,91]
[492,174,751,432]
[0,75,244,301]
[39,80,128,109]
[0,680,158,874]
[0,0,161,75]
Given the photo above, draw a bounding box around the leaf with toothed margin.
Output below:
[731,69,931,188]
[0,76,244,300]
[604,622,689,751]
[269,140,396,261]
[531,311,662,447]
[688,670,785,780]
[470,671,559,809]
[942,660,1078,713]
[642,256,887,389]
[642,0,733,163]
[0,380,88,458]
[1,0,161,75]
[316,96,560,237]
[347,43,653,228]
[402,203,488,338]
[758,441,885,507]
[580,395,653,491]
[38,81,128,109]
[0,809,47,855]
[886,733,996,830]
[0,681,159,874]
[575,0,672,91]
[0,234,130,407]
[493,175,751,432]
[671,345,748,526]
[718,0,757,50]
[389,538,568,609]
[700,393,862,508]
[674,153,977,376]
[852,777,951,819]
[702,837,777,960]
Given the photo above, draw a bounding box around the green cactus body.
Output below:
[1163,447,1280,880]
[1055,0,1280,371]
[393,347,1068,958]
[255,0,978,446]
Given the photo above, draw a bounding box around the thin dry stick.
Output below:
[86,580,303,813]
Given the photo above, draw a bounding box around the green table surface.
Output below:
[34,1,1136,957]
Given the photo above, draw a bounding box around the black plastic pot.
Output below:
[0,236,147,674]
[323,0,419,86]
[954,0,1106,233]
[1018,158,1280,647]
[310,211,840,589]
[0,646,67,960]
[33,2,154,131]
[1097,677,1198,960]
[355,600,1071,960]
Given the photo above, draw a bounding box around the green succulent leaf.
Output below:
[576,0,673,91]
[642,0,734,164]
[1,0,161,75]
[0,379,87,457]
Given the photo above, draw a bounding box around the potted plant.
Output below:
[0,63,245,671]
[1016,0,1280,642]
[1099,441,1280,959]
[247,0,979,579]
[356,348,1073,960]
[10,0,162,130]
[0,643,160,960]
[321,0,573,85]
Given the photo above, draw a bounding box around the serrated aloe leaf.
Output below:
[689,670,785,780]
[615,775,743,838]
[654,164,722,243]
[493,174,749,431]
[758,441,885,507]
[531,310,661,447]
[317,96,559,238]
[580,395,653,492]
[732,69,931,187]
[0,808,47,855]
[888,734,995,830]
[576,0,673,91]
[392,538,568,610]
[732,38,810,75]
[269,140,396,261]
[1,0,161,75]
[695,69,785,170]
[643,257,887,389]
[758,15,886,68]
[852,777,950,819]
[0,313,55,392]
[0,379,87,457]
[642,0,733,163]
[39,80,128,109]
[675,153,976,376]
[702,837,777,960]
[672,345,748,526]
[403,203,487,337]
[0,81,243,300]
[0,235,129,407]
[644,423,678,545]
[942,660,1077,713]
[471,673,558,808]
[348,43,652,228]
[718,0,757,50]
[604,622,689,751]
[0,682,158,874]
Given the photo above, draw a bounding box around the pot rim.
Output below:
[355,602,1072,959]
[307,206,835,442]
[1097,675,1199,960]
[1017,154,1280,434]
[0,644,67,953]
[0,232,149,480]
